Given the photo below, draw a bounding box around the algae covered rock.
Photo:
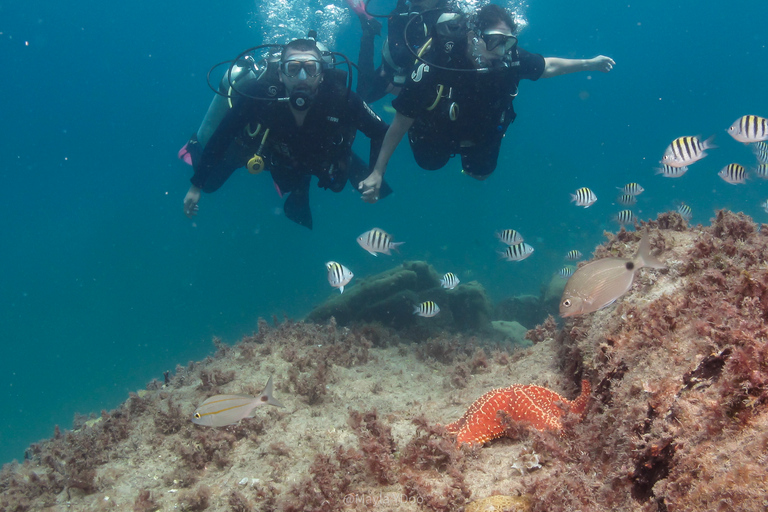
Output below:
[306,261,492,332]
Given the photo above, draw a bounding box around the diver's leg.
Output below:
[408,129,451,171]
[460,133,502,180]
[282,174,313,229]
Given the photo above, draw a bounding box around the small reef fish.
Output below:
[357,228,404,256]
[499,242,534,262]
[565,249,583,261]
[191,376,284,427]
[440,272,460,289]
[753,142,768,164]
[617,183,644,195]
[727,115,768,143]
[558,266,575,279]
[655,164,689,178]
[495,229,524,245]
[326,261,353,293]
[571,187,597,208]
[762,200,768,214]
[661,136,715,167]
[559,232,665,317]
[677,204,693,221]
[617,194,637,206]
[754,164,768,180]
[615,210,635,225]
[414,301,440,317]
[718,163,747,185]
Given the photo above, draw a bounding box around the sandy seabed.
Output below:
[3,210,768,512]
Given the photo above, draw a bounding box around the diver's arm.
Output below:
[541,56,615,78]
[358,111,414,203]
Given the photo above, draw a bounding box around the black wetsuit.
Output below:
[391,47,545,178]
[356,1,450,103]
[190,71,388,229]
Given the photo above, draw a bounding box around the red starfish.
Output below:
[445,380,591,446]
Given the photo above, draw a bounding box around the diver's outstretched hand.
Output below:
[358,171,382,204]
[590,55,615,73]
[183,186,201,218]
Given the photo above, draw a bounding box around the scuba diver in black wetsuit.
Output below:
[348,0,451,103]
[358,3,616,202]
[181,39,390,229]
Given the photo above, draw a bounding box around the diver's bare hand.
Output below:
[590,55,615,73]
[358,171,382,203]
[184,186,201,218]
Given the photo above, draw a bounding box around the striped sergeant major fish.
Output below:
[615,210,635,225]
[728,115,768,144]
[661,135,715,167]
[565,249,583,261]
[357,228,404,256]
[413,300,440,317]
[718,163,747,185]
[326,261,353,293]
[753,142,768,165]
[191,376,284,427]
[558,266,575,279]
[617,183,644,196]
[754,164,768,180]
[677,203,692,221]
[617,194,637,206]
[440,272,460,290]
[571,187,597,208]
[498,242,534,262]
[495,229,524,245]
[655,164,689,178]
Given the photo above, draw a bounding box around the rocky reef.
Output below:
[2,210,767,511]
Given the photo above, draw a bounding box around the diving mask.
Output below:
[481,30,517,53]
[280,59,323,78]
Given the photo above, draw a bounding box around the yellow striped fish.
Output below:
[191,376,284,427]
[413,301,440,317]
[570,187,597,208]
[499,242,534,261]
[495,229,524,245]
[661,135,715,167]
[326,261,353,293]
[728,115,768,144]
[356,228,404,256]
[655,164,689,178]
[718,163,747,184]
[440,272,460,289]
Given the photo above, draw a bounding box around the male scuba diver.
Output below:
[358,3,615,202]
[348,0,451,103]
[182,39,389,229]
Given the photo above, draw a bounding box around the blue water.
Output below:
[1,0,767,465]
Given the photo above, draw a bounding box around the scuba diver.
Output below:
[357,3,615,202]
[348,0,451,103]
[180,38,390,229]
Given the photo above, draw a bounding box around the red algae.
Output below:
[2,210,768,511]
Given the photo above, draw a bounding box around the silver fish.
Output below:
[326,261,353,293]
[661,135,715,167]
[571,187,597,208]
[677,204,692,221]
[727,115,768,144]
[718,163,747,185]
[413,301,440,317]
[617,183,644,196]
[191,376,284,427]
[560,232,665,317]
[440,272,460,290]
[495,229,524,245]
[498,242,534,261]
[615,210,635,225]
[655,164,689,178]
[357,228,404,256]
[565,249,583,261]
[617,194,638,206]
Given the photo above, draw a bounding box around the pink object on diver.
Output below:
[178,143,193,166]
[273,180,284,198]
[346,0,372,19]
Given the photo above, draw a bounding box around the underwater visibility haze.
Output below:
[1,0,767,476]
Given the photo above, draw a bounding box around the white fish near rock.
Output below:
[440,272,460,290]
[192,376,284,427]
[414,301,440,317]
[326,261,353,293]
[357,228,404,256]
[560,232,665,317]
